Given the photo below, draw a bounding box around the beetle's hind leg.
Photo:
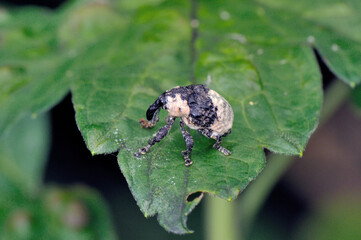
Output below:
[197,129,231,156]
[134,116,175,157]
[213,136,231,155]
[180,119,194,166]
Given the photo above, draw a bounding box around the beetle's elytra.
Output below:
[134,84,234,166]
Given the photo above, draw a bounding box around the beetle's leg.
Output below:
[134,116,175,157]
[197,128,213,138]
[213,136,231,155]
[179,119,194,166]
[197,129,231,156]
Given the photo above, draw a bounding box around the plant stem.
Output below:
[190,0,198,84]
[239,79,351,237]
[205,195,239,240]
[239,154,294,236]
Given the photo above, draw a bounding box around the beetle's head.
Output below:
[146,93,165,121]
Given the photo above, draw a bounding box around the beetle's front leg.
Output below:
[180,119,194,166]
[134,116,175,157]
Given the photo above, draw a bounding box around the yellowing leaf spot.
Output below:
[280,59,287,65]
[331,44,339,52]
[66,70,74,78]
[307,35,315,44]
[190,19,199,28]
[229,33,247,44]
[220,10,231,21]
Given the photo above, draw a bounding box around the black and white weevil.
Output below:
[134,84,234,166]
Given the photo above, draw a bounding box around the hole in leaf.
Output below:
[186,191,203,203]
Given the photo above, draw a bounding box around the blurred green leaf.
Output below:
[40,186,117,240]
[295,196,361,240]
[0,186,117,240]
[351,84,361,109]
[57,0,127,51]
[0,114,50,196]
[0,113,116,239]
[0,7,70,136]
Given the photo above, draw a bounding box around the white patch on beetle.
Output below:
[207,90,234,136]
[182,117,201,130]
[166,94,190,117]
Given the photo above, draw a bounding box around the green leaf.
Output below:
[0,186,117,240]
[0,114,50,196]
[71,0,321,233]
[40,186,117,240]
[253,0,361,87]
[0,113,116,239]
[0,7,70,136]
[69,0,361,233]
[200,0,361,86]
[57,0,128,51]
[71,1,191,154]
[0,0,124,137]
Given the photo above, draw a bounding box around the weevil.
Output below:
[134,84,234,166]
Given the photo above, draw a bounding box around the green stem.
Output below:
[239,79,350,237]
[190,0,198,84]
[205,195,239,240]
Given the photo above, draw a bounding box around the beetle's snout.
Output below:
[146,97,164,121]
